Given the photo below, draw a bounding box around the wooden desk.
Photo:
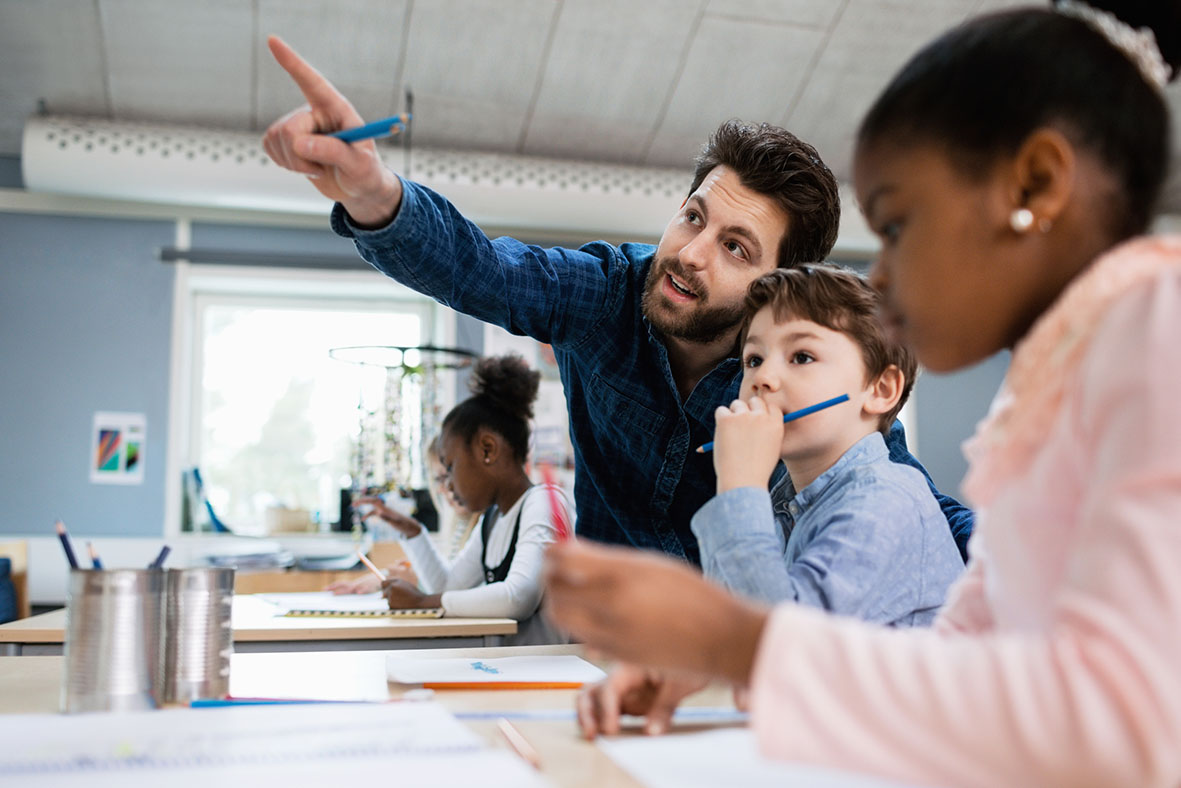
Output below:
[0,645,737,788]
[0,595,517,655]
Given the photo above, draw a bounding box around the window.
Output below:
[180,267,439,536]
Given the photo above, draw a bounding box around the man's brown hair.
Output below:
[740,265,916,434]
[690,120,840,268]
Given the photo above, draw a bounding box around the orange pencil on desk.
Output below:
[539,463,571,542]
[497,717,542,770]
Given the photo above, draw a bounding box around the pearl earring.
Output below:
[1010,208,1034,233]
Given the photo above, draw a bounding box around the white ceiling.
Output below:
[2,0,1180,210]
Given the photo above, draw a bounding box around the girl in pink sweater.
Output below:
[545,2,1181,785]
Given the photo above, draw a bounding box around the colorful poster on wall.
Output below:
[90,411,146,485]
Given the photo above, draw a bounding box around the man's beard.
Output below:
[641,256,746,344]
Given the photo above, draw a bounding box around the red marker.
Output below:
[539,463,572,542]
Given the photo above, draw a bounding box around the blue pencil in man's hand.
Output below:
[329,113,411,143]
[696,393,851,454]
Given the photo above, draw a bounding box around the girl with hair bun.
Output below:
[545,2,1181,784]
[359,354,572,645]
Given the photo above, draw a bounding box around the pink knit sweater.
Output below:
[750,236,1181,787]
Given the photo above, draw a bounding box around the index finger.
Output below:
[267,35,353,118]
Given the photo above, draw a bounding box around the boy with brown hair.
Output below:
[692,264,962,625]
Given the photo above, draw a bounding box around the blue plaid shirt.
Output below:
[332,179,974,563]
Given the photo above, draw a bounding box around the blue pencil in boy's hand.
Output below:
[696,393,851,454]
[329,113,411,143]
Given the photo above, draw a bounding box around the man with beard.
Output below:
[262,36,972,563]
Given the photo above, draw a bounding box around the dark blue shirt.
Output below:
[331,179,974,563]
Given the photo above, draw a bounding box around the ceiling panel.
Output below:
[256,0,410,131]
[399,0,558,153]
[705,0,843,29]
[783,0,983,182]
[100,0,254,127]
[0,0,108,148]
[0,0,1178,215]
[644,14,825,167]
[522,0,699,164]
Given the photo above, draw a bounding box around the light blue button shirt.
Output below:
[691,432,964,626]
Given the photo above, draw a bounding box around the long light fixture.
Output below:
[21,115,688,240]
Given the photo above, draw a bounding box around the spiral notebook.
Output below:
[254,591,444,619]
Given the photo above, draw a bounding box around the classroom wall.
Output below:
[0,196,487,541]
[911,352,1009,499]
[0,210,176,537]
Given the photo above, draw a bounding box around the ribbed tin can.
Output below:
[163,567,234,702]
[61,568,166,713]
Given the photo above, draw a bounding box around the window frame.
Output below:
[164,261,447,538]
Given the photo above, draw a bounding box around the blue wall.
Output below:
[912,352,1008,499]
[0,207,486,537]
[1,211,175,536]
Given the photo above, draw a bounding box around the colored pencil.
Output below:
[426,682,583,691]
[329,113,411,143]
[497,717,542,770]
[695,393,851,454]
[356,550,386,582]
[148,545,171,569]
[55,520,79,569]
[539,463,571,541]
[86,542,103,570]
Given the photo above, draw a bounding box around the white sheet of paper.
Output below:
[229,651,390,701]
[0,701,548,788]
[599,727,912,788]
[387,654,606,685]
[253,591,389,614]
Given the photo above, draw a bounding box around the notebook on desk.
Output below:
[253,591,444,619]
[283,607,443,619]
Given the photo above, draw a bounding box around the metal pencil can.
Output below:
[163,567,234,703]
[61,568,166,713]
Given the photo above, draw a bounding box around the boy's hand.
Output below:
[576,663,709,739]
[713,396,783,493]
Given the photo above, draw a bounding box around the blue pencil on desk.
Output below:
[190,698,353,708]
[329,113,411,143]
[695,393,851,454]
[55,520,79,569]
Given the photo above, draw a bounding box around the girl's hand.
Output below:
[544,540,768,684]
[354,496,424,538]
[576,663,710,739]
[713,395,783,493]
[327,575,381,595]
[381,578,441,610]
[384,559,418,586]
